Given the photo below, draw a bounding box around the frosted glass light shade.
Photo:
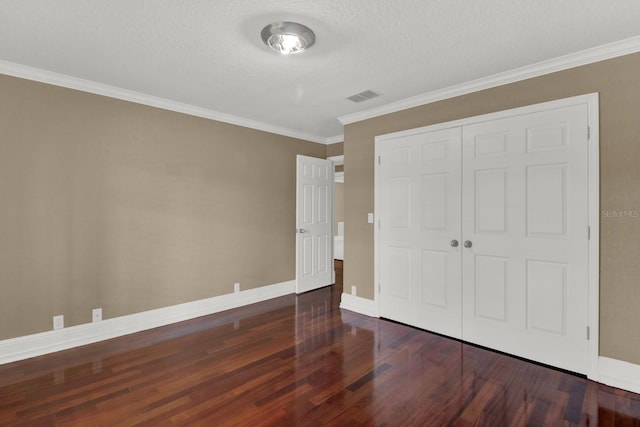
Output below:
[261,22,315,55]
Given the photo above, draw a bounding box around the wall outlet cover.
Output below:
[53,315,64,330]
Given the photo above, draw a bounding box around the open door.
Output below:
[296,155,334,293]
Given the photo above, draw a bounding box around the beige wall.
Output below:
[344,52,640,365]
[326,142,344,158]
[0,74,326,340]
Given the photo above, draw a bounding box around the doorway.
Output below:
[330,155,345,262]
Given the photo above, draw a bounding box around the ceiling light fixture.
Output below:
[261,22,315,55]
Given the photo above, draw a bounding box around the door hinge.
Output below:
[378,283,381,292]
[587,126,590,139]
[378,219,381,229]
[587,326,590,340]
[588,226,591,240]
[378,155,381,165]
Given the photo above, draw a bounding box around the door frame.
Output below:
[374,93,600,380]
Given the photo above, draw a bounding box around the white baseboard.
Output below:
[339,293,379,318]
[0,280,295,365]
[598,356,640,394]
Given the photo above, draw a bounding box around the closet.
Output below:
[375,96,596,374]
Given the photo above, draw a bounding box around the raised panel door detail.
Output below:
[422,173,448,231]
[302,235,314,277]
[526,260,567,334]
[317,235,328,274]
[474,132,508,158]
[474,255,508,322]
[421,250,448,308]
[387,147,411,166]
[389,177,411,229]
[384,246,411,299]
[475,169,507,233]
[303,164,314,178]
[303,184,314,225]
[421,140,448,162]
[526,164,567,238]
[317,185,328,224]
[526,123,568,152]
[317,164,330,180]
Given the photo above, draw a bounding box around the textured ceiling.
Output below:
[1,1,640,142]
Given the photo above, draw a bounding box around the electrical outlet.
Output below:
[92,308,102,322]
[234,282,240,293]
[53,315,64,330]
[351,286,357,296]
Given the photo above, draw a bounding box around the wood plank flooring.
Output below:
[1,260,640,426]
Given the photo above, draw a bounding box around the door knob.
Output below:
[464,240,472,248]
[450,240,459,247]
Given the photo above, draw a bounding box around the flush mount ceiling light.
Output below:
[261,22,315,55]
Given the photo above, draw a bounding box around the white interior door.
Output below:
[378,127,463,337]
[296,155,333,294]
[461,104,589,373]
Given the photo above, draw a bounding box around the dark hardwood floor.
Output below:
[1,260,640,426]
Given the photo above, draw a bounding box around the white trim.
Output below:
[334,171,344,183]
[340,35,640,125]
[587,95,601,380]
[599,357,640,395]
[0,60,329,144]
[374,93,600,381]
[375,94,599,143]
[327,155,344,166]
[374,141,382,322]
[0,280,295,365]
[340,293,379,317]
[326,135,344,144]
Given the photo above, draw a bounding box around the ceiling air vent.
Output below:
[346,89,381,103]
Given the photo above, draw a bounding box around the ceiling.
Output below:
[1,1,640,144]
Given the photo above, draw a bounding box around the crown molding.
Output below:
[0,60,329,144]
[339,35,640,125]
[325,134,344,144]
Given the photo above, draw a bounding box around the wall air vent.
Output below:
[346,89,381,103]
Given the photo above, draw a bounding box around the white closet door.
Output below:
[461,104,589,373]
[379,127,462,337]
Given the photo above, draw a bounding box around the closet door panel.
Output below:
[378,127,462,338]
[461,104,589,374]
